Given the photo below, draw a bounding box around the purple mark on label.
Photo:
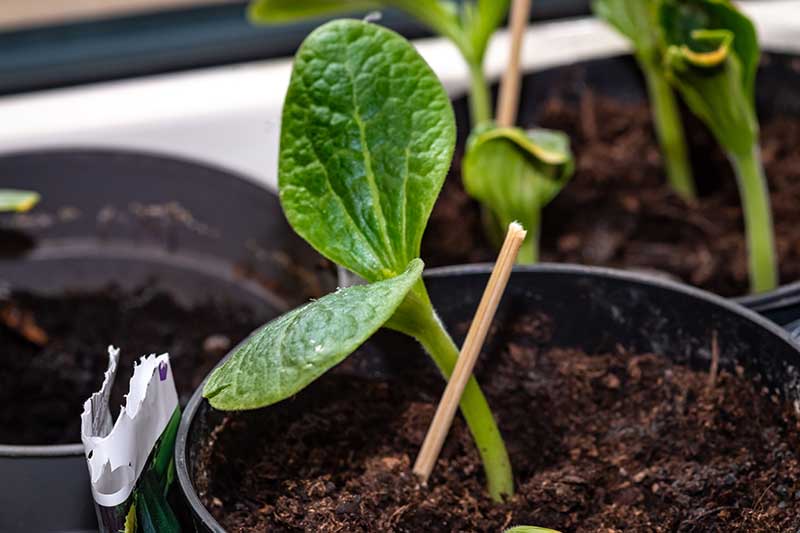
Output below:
[158,361,168,381]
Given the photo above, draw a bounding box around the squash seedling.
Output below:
[462,0,575,264]
[503,526,559,533]
[659,0,776,292]
[0,190,39,212]
[593,0,696,200]
[203,19,513,501]
[463,125,573,263]
[248,0,509,127]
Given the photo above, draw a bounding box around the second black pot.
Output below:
[0,149,331,532]
[175,263,800,532]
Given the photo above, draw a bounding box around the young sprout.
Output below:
[204,19,513,501]
[462,126,574,263]
[659,0,776,292]
[0,190,39,212]
[247,0,510,126]
[593,0,695,200]
[503,526,559,533]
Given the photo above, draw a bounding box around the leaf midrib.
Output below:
[341,48,399,272]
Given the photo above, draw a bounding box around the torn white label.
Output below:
[80,346,178,508]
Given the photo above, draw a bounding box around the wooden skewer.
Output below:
[496,0,533,127]
[413,222,527,484]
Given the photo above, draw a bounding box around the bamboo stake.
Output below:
[413,222,527,484]
[496,0,532,127]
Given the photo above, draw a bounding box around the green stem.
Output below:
[641,63,696,200]
[386,281,514,501]
[729,144,777,293]
[468,59,492,127]
[516,209,540,264]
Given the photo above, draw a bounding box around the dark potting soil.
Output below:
[196,315,800,532]
[422,54,800,297]
[0,284,264,445]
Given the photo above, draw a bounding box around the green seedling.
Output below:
[593,0,695,200]
[659,0,775,292]
[0,190,39,212]
[248,0,509,126]
[503,526,559,533]
[463,125,574,263]
[204,19,513,501]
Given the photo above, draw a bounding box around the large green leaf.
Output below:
[462,125,574,262]
[0,190,39,212]
[279,19,455,281]
[204,259,423,410]
[660,0,759,155]
[592,0,659,64]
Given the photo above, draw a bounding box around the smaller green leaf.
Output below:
[248,0,378,24]
[504,527,562,533]
[461,0,511,63]
[0,190,39,212]
[204,259,424,410]
[462,125,574,263]
[660,0,759,156]
[592,0,659,65]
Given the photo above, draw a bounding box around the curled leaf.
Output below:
[660,0,759,156]
[203,259,423,410]
[462,125,574,263]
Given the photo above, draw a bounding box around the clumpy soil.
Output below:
[197,316,800,532]
[0,284,264,445]
[422,54,800,297]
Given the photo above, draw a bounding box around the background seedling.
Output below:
[204,19,513,501]
[249,0,509,126]
[659,0,775,292]
[593,0,696,200]
[462,0,574,264]
[463,126,573,263]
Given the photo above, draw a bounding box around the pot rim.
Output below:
[175,261,800,531]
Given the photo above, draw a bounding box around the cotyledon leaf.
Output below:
[660,0,759,155]
[0,189,39,212]
[503,526,559,533]
[278,19,455,282]
[462,125,574,261]
[203,259,423,410]
[592,0,659,64]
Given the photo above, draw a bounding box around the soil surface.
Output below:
[197,315,800,532]
[0,284,265,445]
[422,53,800,297]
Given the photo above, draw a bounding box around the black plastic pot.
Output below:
[0,149,330,532]
[175,263,800,532]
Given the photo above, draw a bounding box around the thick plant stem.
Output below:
[730,144,778,293]
[468,60,492,127]
[387,282,514,501]
[516,210,540,264]
[642,64,696,200]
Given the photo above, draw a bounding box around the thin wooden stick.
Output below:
[413,222,527,483]
[496,0,532,127]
